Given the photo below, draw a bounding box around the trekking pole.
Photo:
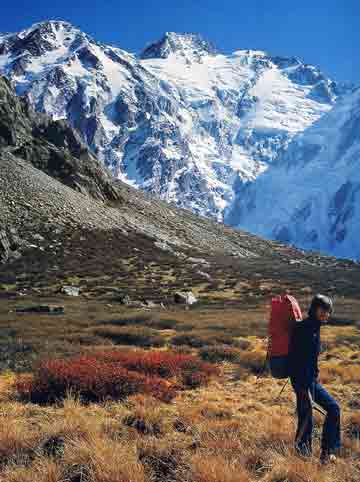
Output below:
[275,379,289,401]
[274,382,326,416]
[308,389,326,416]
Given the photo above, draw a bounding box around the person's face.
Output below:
[315,307,331,323]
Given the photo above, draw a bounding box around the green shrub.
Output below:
[94,326,165,348]
[171,331,234,348]
[200,345,242,363]
[233,338,252,350]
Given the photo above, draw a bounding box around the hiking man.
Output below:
[289,294,341,463]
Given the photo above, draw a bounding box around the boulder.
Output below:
[118,294,132,305]
[32,233,45,242]
[61,285,80,297]
[197,270,212,281]
[187,257,210,266]
[174,291,198,305]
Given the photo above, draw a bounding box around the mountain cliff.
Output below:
[0,74,119,201]
[0,20,350,220]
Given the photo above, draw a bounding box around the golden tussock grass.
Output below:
[189,453,251,482]
[0,297,357,481]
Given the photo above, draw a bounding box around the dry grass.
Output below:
[0,368,357,481]
[189,454,251,482]
[0,295,357,481]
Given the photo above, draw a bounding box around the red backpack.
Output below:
[268,294,303,378]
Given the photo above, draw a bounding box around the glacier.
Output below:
[226,88,360,260]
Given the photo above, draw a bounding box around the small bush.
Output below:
[123,413,162,436]
[335,333,360,347]
[190,454,250,482]
[346,412,360,439]
[94,326,165,348]
[138,439,186,482]
[233,338,252,350]
[99,315,178,330]
[171,331,234,348]
[171,334,205,348]
[200,345,241,363]
[0,420,40,467]
[146,319,178,330]
[235,349,267,375]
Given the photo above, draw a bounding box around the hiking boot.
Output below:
[320,452,337,464]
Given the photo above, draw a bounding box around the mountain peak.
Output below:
[140,32,218,61]
[18,20,80,37]
[0,20,91,60]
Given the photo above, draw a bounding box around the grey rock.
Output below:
[32,233,45,242]
[187,257,210,266]
[61,285,80,297]
[174,291,198,305]
[118,294,132,305]
[197,270,212,281]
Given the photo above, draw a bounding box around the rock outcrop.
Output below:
[0,75,120,202]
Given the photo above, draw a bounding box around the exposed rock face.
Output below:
[0,230,11,263]
[0,75,120,202]
[0,21,352,221]
[0,228,21,263]
[140,32,218,61]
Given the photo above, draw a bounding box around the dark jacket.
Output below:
[289,316,321,390]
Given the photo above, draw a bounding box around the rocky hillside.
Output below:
[0,75,119,201]
[1,73,360,303]
[227,88,360,260]
[0,20,352,221]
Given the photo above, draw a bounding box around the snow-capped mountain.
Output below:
[226,88,360,259]
[0,20,350,220]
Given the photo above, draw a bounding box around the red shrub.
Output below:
[15,351,218,404]
[16,357,176,404]
[92,350,219,387]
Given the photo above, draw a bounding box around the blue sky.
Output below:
[1,0,358,83]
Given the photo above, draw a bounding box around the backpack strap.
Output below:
[285,295,303,322]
